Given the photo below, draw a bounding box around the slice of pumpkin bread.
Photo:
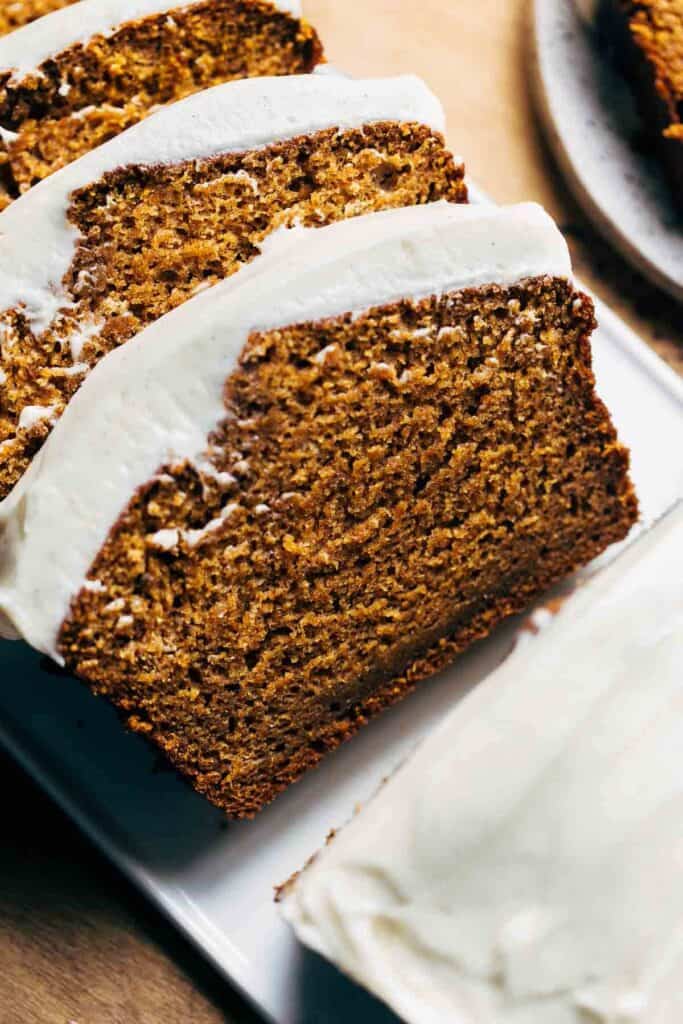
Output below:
[0,202,637,817]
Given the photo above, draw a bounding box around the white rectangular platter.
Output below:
[0,291,681,1024]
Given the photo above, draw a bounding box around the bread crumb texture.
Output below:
[0,122,465,498]
[624,0,683,139]
[0,0,323,207]
[0,0,79,35]
[59,278,637,817]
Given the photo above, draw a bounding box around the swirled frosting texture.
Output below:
[282,505,683,1024]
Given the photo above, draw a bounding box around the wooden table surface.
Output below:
[2,2,681,1022]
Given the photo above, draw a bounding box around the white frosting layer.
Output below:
[0,73,445,334]
[0,201,570,659]
[0,0,301,81]
[281,504,683,1024]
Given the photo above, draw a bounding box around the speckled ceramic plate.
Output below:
[0,269,681,1021]
[531,0,683,302]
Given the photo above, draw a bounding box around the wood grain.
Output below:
[1,2,680,1022]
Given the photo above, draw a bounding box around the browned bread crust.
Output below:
[59,276,637,817]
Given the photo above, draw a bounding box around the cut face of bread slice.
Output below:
[0,0,80,35]
[0,72,465,499]
[279,504,682,1023]
[0,202,638,818]
[0,0,323,204]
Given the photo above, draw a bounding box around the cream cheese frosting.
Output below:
[0,0,301,81]
[0,72,445,335]
[0,201,570,659]
[281,504,683,1024]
